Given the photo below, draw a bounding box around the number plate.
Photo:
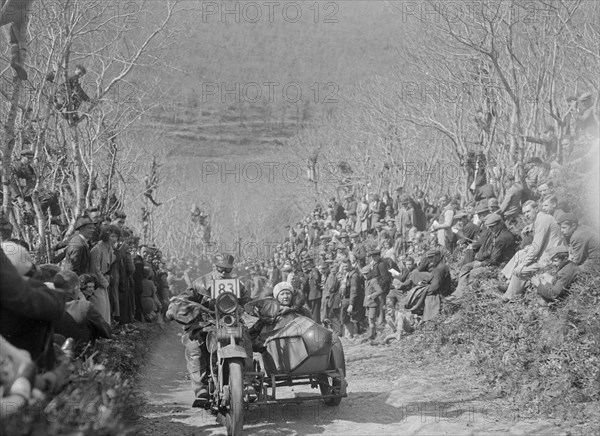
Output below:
[211,279,240,299]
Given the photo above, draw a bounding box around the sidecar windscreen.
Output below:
[244,298,280,319]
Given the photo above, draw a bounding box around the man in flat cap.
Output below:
[360,263,385,341]
[300,256,322,323]
[500,200,563,301]
[366,246,392,329]
[557,213,599,273]
[531,246,578,303]
[449,213,516,301]
[62,216,96,275]
[460,202,493,265]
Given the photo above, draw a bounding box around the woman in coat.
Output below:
[355,195,370,235]
[90,225,120,324]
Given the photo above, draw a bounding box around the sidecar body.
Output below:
[245,300,347,406]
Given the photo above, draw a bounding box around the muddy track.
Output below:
[137,322,564,435]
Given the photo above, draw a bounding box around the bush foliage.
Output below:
[1,325,161,436]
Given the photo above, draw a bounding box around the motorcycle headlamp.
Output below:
[216,292,238,315]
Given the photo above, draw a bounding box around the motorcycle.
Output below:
[168,277,250,436]
[168,280,347,436]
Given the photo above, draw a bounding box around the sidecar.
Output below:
[245,299,347,406]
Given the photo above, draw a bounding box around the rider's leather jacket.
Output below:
[177,272,251,336]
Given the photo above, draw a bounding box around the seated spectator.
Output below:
[541,195,566,221]
[53,270,112,353]
[1,242,66,371]
[557,213,600,273]
[532,246,579,303]
[453,210,479,245]
[449,214,516,301]
[500,200,563,301]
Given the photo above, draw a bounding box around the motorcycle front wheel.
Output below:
[225,358,244,436]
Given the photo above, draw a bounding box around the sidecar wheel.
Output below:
[225,358,244,436]
[319,374,342,406]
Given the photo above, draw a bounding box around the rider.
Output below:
[175,254,251,407]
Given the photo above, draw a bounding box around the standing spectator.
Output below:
[332,197,346,223]
[63,217,95,275]
[90,225,120,323]
[344,193,358,229]
[395,194,417,249]
[115,230,136,324]
[133,251,145,322]
[301,256,322,323]
[432,199,459,250]
[345,256,365,335]
[361,263,385,341]
[498,175,523,220]
[369,194,384,230]
[367,247,392,330]
[355,195,370,236]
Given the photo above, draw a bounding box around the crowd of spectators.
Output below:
[223,161,599,344]
[0,205,175,414]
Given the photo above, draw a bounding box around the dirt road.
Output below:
[137,323,565,435]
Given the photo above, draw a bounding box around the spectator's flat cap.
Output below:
[360,265,372,275]
[488,198,499,208]
[556,212,578,225]
[367,247,381,256]
[425,248,442,257]
[339,232,349,238]
[475,202,490,214]
[484,213,502,226]
[349,232,359,238]
[75,216,95,230]
[548,245,569,258]
[453,211,468,220]
[20,150,35,157]
[399,194,410,203]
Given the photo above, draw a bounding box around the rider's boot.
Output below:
[191,356,211,408]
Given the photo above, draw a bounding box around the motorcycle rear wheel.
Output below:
[225,358,244,436]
